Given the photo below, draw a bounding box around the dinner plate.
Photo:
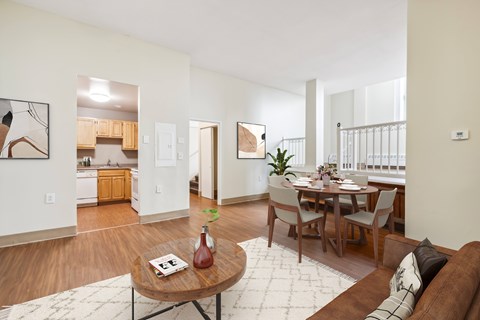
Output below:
[339,186,361,191]
[293,182,309,187]
[337,180,354,184]
[297,177,313,182]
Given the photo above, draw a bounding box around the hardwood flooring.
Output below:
[77,202,139,233]
[0,195,401,307]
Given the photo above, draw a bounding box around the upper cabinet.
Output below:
[77,117,138,150]
[122,121,138,150]
[97,119,123,138]
[77,117,96,149]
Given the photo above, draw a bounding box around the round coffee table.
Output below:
[131,238,246,320]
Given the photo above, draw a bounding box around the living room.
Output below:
[0,0,478,319]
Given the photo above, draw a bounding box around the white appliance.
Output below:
[131,168,139,212]
[76,170,98,206]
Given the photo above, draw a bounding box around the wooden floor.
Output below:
[0,195,401,307]
[77,202,139,233]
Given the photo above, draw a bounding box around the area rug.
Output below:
[6,237,355,320]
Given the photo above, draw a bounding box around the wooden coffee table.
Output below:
[131,238,246,320]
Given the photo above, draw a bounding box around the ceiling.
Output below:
[77,75,138,113]
[14,0,406,96]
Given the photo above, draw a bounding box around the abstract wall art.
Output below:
[237,122,266,159]
[0,98,49,159]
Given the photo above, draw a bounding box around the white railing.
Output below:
[280,137,305,167]
[337,121,406,177]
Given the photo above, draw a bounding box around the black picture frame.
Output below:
[237,121,266,159]
[0,98,49,159]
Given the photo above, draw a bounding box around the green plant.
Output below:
[267,148,297,177]
[201,208,220,226]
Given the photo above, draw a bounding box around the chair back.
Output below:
[373,188,397,227]
[268,185,301,225]
[268,175,287,187]
[341,174,369,203]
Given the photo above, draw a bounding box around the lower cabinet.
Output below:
[98,170,126,202]
[124,170,132,200]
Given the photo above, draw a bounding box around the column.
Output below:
[305,79,325,172]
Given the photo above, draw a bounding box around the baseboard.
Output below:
[0,226,77,248]
[139,209,190,224]
[221,193,269,205]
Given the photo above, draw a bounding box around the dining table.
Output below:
[293,181,378,257]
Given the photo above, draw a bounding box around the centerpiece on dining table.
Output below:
[316,163,337,185]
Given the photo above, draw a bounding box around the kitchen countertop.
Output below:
[77,164,138,170]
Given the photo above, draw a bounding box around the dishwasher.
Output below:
[76,170,98,206]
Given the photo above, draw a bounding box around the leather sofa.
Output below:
[308,234,480,319]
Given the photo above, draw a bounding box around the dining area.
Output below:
[267,173,398,266]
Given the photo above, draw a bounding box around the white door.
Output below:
[200,127,214,199]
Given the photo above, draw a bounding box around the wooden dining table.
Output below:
[293,182,378,257]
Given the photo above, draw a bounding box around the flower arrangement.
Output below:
[317,163,337,177]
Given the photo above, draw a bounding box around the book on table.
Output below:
[148,253,189,277]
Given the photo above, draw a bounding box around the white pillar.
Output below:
[305,79,325,171]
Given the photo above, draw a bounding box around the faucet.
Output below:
[107,159,111,167]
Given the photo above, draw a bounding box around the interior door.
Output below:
[200,127,214,199]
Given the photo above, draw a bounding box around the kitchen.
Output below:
[76,76,139,232]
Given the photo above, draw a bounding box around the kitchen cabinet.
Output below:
[125,170,132,200]
[122,121,138,150]
[77,117,96,149]
[97,119,123,138]
[98,170,126,202]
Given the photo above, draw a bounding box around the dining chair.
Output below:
[267,185,327,263]
[342,188,397,266]
[324,174,369,237]
[268,175,310,210]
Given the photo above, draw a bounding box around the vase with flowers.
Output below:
[194,208,220,254]
[317,164,337,185]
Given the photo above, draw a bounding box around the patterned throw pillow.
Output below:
[390,252,423,300]
[365,287,415,320]
[413,238,448,289]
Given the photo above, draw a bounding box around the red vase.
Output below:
[193,232,214,268]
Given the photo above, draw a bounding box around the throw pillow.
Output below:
[390,252,423,300]
[413,238,448,289]
[365,286,415,320]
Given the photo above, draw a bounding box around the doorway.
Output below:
[76,75,140,232]
[189,120,219,203]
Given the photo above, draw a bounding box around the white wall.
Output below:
[190,67,305,202]
[406,0,480,249]
[328,90,354,159]
[365,81,395,125]
[0,1,190,236]
[77,107,137,121]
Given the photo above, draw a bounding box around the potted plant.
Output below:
[194,208,220,253]
[267,148,297,177]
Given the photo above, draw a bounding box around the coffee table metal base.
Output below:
[131,288,221,320]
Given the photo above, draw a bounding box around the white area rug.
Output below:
[7,237,355,320]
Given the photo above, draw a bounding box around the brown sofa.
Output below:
[308,234,480,320]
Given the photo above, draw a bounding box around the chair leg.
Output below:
[373,227,379,267]
[298,224,303,263]
[343,220,349,251]
[388,213,395,234]
[268,218,275,248]
[318,219,327,252]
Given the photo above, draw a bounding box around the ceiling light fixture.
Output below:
[89,92,111,103]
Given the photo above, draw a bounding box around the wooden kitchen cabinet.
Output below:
[77,117,96,149]
[98,170,126,202]
[97,119,123,138]
[124,170,132,200]
[122,121,138,150]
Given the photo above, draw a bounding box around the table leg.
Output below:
[131,287,134,320]
[216,293,221,320]
[328,194,343,257]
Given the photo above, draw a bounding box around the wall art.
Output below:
[237,121,266,159]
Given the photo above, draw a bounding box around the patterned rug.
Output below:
[6,237,355,320]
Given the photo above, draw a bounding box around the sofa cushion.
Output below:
[307,267,394,320]
[365,286,415,320]
[413,238,447,289]
[409,241,480,320]
[390,252,423,300]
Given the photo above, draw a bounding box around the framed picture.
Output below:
[237,121,266,159]
[0,98,49,159]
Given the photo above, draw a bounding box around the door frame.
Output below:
[189,119,222,204]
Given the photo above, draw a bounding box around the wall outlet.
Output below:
[258,175,262,182]
[156,185,162,193]
[45,193,55,204]
[177,152,184,160]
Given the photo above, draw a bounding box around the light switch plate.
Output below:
[143,135,150,144]
[178,137,185,144]
[177,152,184,160]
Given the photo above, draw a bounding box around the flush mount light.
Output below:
[89,92,111,103]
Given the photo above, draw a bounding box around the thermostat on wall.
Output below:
[451,130,469,140]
